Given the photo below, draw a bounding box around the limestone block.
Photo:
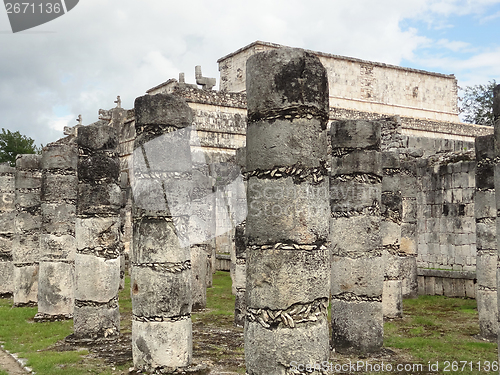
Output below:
[246,48,329,117]
[381,221,401,247]
[0,211,15,234]
[133,218,190,264]
[476,222,496,251]
[382,175,400,194]
[132,319,192,369]
[0,193,15,211]
[75,217,120,253]
[331,120,380,150]
[41,144,78,171]
[73,304,120,338]
[40,234,75,260]
[246,118,327,171]
[78,153,120,182]
[246,248,329,310]
[331,256,383,297]
[13,234,39,263]
[0,261,13,295]
[330,181,381,213]
[330,300,383,353]
[382,280,402,319]
[246,177,329,245]
[244,318,329,375]
[0,235,13,254]
[0,175,14,192]
[233,261,246,290]
[400,224,417,255]
[476,289,498,339]
[41,203,75,235]
[131,267,191,318]
[77,183,121,215]
[330,216,381,257]
[76,125,118,151]
[16,190,41,208]
[476,253,497,289]
[331,150,382,176]
[15,171,42,190]
[383,252,403,280]
[134,94,193,129]
[16,154,41,170]
[131,177,168,215]
[475,191,496,219]
[37,261,74,315]
[13,264,38,305]
[190,245,207,311]
[75,254,120,302]
[15,212,41,233]
[400,256,418,298]
[234,290,246,327]
[41,174,77,202]
[382,151,400,169]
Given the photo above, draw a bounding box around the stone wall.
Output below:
[218,41,459,122]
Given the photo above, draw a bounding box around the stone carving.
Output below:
[195,65,216,90]
[245,47,330,375]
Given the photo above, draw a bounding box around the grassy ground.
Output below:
[0,273,498,374]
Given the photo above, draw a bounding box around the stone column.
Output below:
[330,119,383,353]
[381,150,403,319]
[245,48,330,375]
[131,94,193,372]
[493,84,500,362]
[0,163,15,298]
[70,124,121,342]
[35,141,78,322]
[475,134,497,340]
[13,154,42,306]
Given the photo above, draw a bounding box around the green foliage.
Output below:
[461,80,497,126]
[0,128,40,166]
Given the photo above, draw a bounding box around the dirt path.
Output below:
[0,348,28,374]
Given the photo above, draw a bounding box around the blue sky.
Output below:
[0,0,499,146]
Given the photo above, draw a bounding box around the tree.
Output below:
[461,80,497,126]
[0,128,40,166]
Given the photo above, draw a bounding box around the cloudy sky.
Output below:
[0,0,499,147]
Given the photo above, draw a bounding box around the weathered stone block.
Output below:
[475,191,496,219]
[330,300,383,353]
[331,256,383,297]
[16,190,41,208]
[132,319,192,370]
[13,234,39,263]
[76,125,118,151]
[234,290,246,327]
[78,153,120,182]
[233,261,246,290]
[246,177,328,245]
[75,254,120,302]
[382,280,402,319]
[381,220,401,247]
[476,289,498,340]
[13,264,38,305]
[77,183,121,215]
[41,174,77,202]
[191,245,207,311]
[246,248,329,310]
[134,94,193,129]
[15,170,42,190]
[0,192,14,212]
[330,181,380,213]
[331,120,381,150]
[0,175,14,192]
[330,216,381,257]
[131,267,191,318]
[246,48,329,117]
[245,318,329,375]
[0,261,13,295]
[476,222,496,251]
[16,154,41,170]
[15,211,41,233]
[0,211,15,234]
[476,253,497,289]
[41,203,75,235]
[382,151,400,169]
[331,150,382,176]
[40,234,75,260]
[41,143,78,171]
[400,256,418,298]
[246,118,327,171]
[73,304,120,338]
[75,217,120,253]
[132,218,190,264]
[37,261,74,315]
[0,235,13,254]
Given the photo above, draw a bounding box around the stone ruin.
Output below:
[1,41,500,373]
